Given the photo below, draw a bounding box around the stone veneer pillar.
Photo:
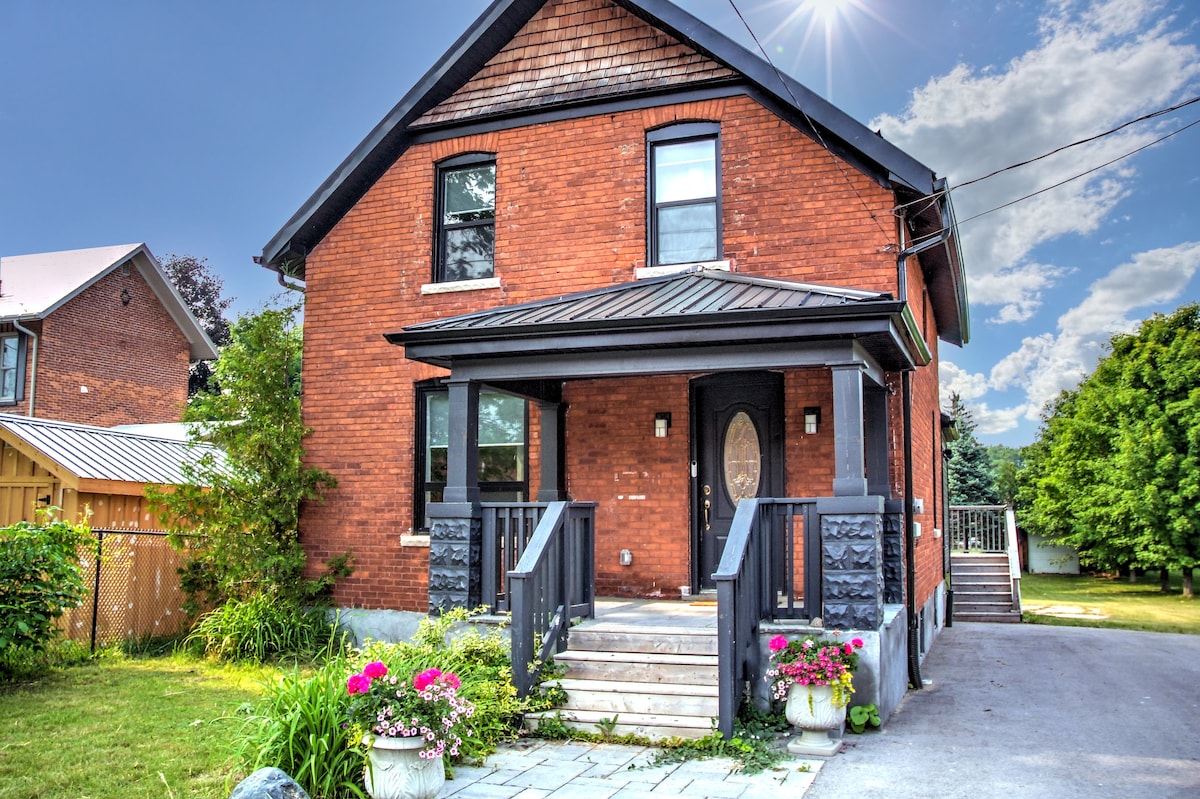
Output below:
[817,495,884,629]
[882,500,905,605]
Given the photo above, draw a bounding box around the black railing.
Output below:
[714,498,819,738]
[481,503,547,613]
[508,501,597,698]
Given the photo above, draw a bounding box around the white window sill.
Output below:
[636,260,731,280]
[420,277,501,295]
[400,534,431,548]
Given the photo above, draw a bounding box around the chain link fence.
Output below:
[60,530,192,651]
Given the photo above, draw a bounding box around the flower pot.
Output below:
[363,735,445,799]
[784,683,847,757]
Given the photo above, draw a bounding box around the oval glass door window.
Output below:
[723,411,761,503]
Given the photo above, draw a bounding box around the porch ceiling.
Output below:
[387,270,926,382]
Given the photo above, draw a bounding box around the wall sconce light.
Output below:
[620,549,633,566]
[120,288,131,306]
[804,406,821,435]
[654,411,672,438]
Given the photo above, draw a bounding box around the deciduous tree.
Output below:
[161,253,233,395]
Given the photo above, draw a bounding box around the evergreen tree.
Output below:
[945,394,1001,505]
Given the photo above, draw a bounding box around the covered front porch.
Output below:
[386,270,928,736]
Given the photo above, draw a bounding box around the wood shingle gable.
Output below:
[413,0,734,127]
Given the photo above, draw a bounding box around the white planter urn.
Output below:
[363,735,445,799]
[784,683,847,756]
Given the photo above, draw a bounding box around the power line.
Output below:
[954,95,1200,190]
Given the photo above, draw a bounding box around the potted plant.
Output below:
[765,634,864,756]
[347,661,475,799]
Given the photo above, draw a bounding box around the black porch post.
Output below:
[427,377,482,613]
[536,400,565,502]
[831,363,868,497]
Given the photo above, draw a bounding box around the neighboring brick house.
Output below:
[0,243,216,427]
[259,0,969,729]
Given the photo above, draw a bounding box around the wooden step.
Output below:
[954,610,1022,623]
[524,708,718,740]
[553,678,718,717]
[566,624,718,656]
[554,649,718,685]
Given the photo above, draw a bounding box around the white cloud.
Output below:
[990,241,1200,416]
[873,0,1200,322]
[939,361,989,403]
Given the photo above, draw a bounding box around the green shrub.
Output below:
[0,514,91,669]
[184,592,344,663]
[233,655,366,799]
[355,609,529,762]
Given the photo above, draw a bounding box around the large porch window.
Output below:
[416,383,528,529]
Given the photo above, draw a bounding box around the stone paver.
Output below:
[437,740,823,799]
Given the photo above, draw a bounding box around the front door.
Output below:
[692,372,784,590]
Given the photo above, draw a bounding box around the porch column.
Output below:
[427,377,482,613]
[831,364,868,497]
[536,400,565,502]
[817,495,885,629]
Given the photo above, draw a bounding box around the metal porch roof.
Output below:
[0,414,224,487]
[405,270,890,334]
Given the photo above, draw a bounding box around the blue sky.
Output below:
[2,0,1197,447]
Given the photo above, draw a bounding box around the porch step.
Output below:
[951,553,1021,624]
[527,623,720,741]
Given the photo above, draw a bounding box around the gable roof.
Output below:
[0,413,225,492]
[0,243,218,360]
[261,0,967,346]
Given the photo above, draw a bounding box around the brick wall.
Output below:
[5,267,189,427]
[300,88,940,610]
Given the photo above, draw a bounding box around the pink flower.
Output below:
[347,673,371,695]
[443,672,461,690]
[769,635,788,652]
[413,668,443,691]
[363,661,388,679]
[851,638,864,649]
[844,643,854,655]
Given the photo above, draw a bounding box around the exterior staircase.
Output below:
[951,552,1022,623]
[524,622,720,740]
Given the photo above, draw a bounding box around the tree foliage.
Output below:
[1018,303,1200,596]
[945,394,1001,505]
[161,253,234,395]
[148,303,343,610]
[0,513,91,656]
[987,445,1023,507]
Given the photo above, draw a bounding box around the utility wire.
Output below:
[725,0,894,243]
[954,95,1200,190]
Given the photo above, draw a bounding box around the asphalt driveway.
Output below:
[806,622,1200,799]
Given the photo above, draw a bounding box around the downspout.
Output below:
[12,319,38,417]
[903,371,923,690]
[252,255,306,294]
[895,181,954,304]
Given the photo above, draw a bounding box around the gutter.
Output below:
[12,319,38,417]
[895,186,954,305]
[251,255,306,294]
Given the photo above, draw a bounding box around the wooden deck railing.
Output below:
[713,498,818,738]
[508,501,597,698]
[949,505,1009,552]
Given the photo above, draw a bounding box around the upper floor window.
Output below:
[0,334,21,403]
[648,123,720,266]
[435,154,496,282]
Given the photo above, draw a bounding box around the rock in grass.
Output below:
[229,768,311,799]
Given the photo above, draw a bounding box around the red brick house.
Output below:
[259,0,968,733]
[0,243,217,427]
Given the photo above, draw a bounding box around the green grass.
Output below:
[1021,572,1200,635]
[0,655,273,799]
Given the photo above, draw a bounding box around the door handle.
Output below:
[702,484,711,530]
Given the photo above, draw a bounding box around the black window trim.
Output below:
[0,331,26,406]
[433,152,497,284]
[647,122,722,267]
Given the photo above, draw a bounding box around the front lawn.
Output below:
[0,656,271,799]
[1021,572,1200,635]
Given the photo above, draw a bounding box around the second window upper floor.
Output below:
[426,123,725,287]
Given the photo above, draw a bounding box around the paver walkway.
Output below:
[437,739,823,799]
